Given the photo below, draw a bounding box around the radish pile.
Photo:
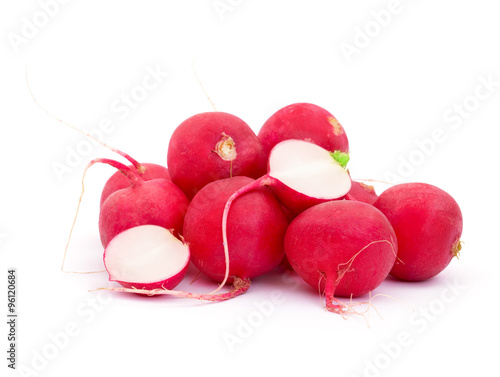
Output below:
[66,102,464,316]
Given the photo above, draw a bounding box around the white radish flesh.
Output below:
[104,225,190,290]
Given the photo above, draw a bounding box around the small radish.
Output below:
[167,112,267,199]
[96,159,189,247]
[374,182,463,281]
[100,163,171,207]
[348,181,378,205]
[258,102,349,160]
[183,176,288,284]
[104,225,190,290]
[215,139,352,291]
[284,200,397,314]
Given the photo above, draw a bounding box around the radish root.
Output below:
[93,277,251,302]
[61,159,142,273]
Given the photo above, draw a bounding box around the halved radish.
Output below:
[266,139,352,213]
[104,225,190,290]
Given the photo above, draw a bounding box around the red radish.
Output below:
[97,159,189,247]
[104,225,190,290]
[258,102,349,160]
[284,201,397,314]
[214,139,352,291]
[183,176,288,284]
[167,112,267,199]
[348,181,378,204]
[100,163,171,207]
[374,183,463,281]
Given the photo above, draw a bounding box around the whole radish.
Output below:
[284,200,397,314]
[348,181,378,205]
[183,176,288,285]
[100,163,171,207]
[97,159,189,247]
[167,112,267,199]
[258,102,349,160]
[104,225,190,290]
[374,182,463,281]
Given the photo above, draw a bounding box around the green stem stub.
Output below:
[330,151,350,169]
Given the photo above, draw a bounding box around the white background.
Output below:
[1,1,499,376]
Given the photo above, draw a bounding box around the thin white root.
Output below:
[191,59,217,112]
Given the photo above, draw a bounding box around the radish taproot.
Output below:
[104,225,190,290]
[374,182,463,281]
[97,159,189,247]
[167,112,267,199]
[284,200,397,314]
[183,176,288,285]
[258,102,349,160]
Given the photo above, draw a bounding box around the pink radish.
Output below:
[258,102,349,160]
[100,163,171,207]
[96,159,189,247]
[104,225,190,290]
[374,182,463,281]
[284,200,397,314]
[348,181,378,205]
[183,176,288,285]
[167,112,267,199]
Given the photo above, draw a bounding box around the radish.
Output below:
[183,176,288,285]
[374,182,463,281]
[258,102,349,160]
[104,225,190,290]
[284,200,397,314]
[348,181,378,205]
[167,112,267,199]
[100,163,171,207]
[96,159,189,247]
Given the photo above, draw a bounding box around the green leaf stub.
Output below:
[330,151,350,169]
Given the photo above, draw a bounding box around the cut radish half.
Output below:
[104,225,190,291]
[267,139,352,212]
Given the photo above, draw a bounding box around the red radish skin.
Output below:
[97,159,189,247]
[104,225,190,290]
[100,163,171,207]
[284,201,397,314]
[167,112,267,199]
[374,183,463,281]
[258,102,349,160]
[183,176,288,284]
[348,181,378,205]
